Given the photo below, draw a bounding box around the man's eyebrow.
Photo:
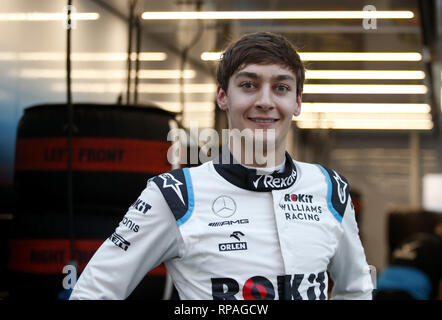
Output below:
[273,74,296,82]
[234,71,295,82]
[234,71,259,80]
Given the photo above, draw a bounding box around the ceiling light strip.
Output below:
[305,70,425,80]
[201,52,422,61]
[50,83,218,93]
[300,52,422,61]
[301,103,430,113]
[0,13,99,21]
[0,52,167,61]
[297,113,431,121]
[142,11,414,20]
[16,69,195,79]
[296,119,433,130]
[51,83,426,94]
[303,84,427,94]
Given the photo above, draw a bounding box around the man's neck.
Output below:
[227,142,286,168]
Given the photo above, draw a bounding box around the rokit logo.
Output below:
[252,169,297,189]
[211,271,327,300]
[284,193,313,203]
[109,232,130,251]
[131,198,152,214]
[279,193,322,222]
[219,231,247,252]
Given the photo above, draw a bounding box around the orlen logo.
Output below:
[211,271,327,300]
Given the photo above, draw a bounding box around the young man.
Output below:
[70,32,373,300]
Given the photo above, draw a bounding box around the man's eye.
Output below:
[241,82,255,89]
[276,85,289,92]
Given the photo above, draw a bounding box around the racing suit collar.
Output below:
[213,150,298,192]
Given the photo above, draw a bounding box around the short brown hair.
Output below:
[217,32,305,97]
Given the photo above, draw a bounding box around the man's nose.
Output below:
[255,85,275,110]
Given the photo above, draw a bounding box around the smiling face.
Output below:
[217,63,302,161]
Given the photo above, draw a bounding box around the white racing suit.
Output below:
[70,152,373,300]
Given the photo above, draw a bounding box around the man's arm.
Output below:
[328,197,373,300]
[70,181,183,300]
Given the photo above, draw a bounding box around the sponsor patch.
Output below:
[109,232,130,251]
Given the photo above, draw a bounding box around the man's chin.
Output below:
[252,129,277,144]
[227,127,277,150]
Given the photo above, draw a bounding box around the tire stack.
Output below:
[8,103,175,300]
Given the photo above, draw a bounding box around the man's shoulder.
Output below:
[294,160,350,223]
[149,161,210,185]
[293,159,349,186]
[147,163,210,226]
[317,165,351,223]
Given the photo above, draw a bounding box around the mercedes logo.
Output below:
[212,195,237,218]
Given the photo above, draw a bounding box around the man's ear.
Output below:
[216,86,228,111]
[294,93,302,116]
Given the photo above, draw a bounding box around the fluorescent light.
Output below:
[201,52,222,61]
[50,82,427,95]
[305,70,425,80]
[74,52,167,61]
[303,84,427,94]
[297,112,431,121]
[294,110,433,130]
[0,52,167,61]
[142,11,413,20]
[0,12,99,21]
[16,69,195,79]
[201,51,422,62]
[301,103,431,113]
[137,84,217,94]
[300,52,422,61]
[296,119,433,130]
[0,53,15,60]
[139,69,195,79]
[51,83,217,93]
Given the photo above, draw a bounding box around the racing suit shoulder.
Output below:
[150,167,195,226]
[316,164,350,223]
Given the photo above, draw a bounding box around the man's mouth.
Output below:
[248,117,279,123]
